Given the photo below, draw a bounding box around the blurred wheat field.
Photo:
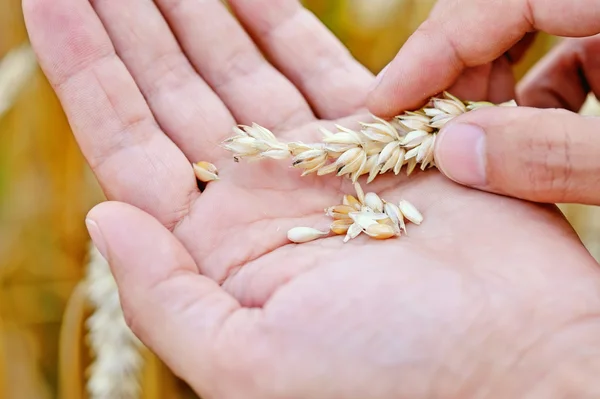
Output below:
[1,0,599,398]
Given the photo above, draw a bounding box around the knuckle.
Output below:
[521,110,574,201]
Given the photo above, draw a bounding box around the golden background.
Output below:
[0,0,598,397]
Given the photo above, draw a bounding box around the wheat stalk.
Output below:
[213,92,515,244]
[0,43,38,118]
[84,243,144,399]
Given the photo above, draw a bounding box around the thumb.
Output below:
[84,201,242,393]
[433,106,600,205]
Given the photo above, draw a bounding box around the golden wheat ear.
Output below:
[84,243,145,399]
[220,92,516,183]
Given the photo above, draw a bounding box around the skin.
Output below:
[368,0,600,205]
[22,0,600,398]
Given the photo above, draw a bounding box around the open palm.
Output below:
[24,0,600,398]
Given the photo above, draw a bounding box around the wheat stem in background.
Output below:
[0,43,38,119]
[84,243,144,399]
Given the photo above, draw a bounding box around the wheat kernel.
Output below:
[287,227,329,243]
[398,199,423,225]
[343,194,362,210]
[330,219,353,235]
[193,161,219,182]
[365,224,396,239]
[326,205,356,216]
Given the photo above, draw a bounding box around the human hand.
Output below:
[368,0,600,205]
[24,0,600,398]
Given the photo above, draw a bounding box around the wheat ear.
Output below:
[221,92,515,184]
[84,243,144,399]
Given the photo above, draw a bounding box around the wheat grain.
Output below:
[364,223,396,239]
[330,219,354,234]
[193,161,219,182]
[336,183,421,242]
[287,227,330,243]
[398,199,423,225]
[343,194,362,210]
[285,182,422,244]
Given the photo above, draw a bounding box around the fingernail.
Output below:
[85,218,108,260]
[370,62,390,91]
[435,123,487,187]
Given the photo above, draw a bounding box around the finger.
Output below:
[433,106,600,205]
[446,56,516,103]
[86,201,245,396]
[227,0,375,119]
[368,0,600,118]
[506,32,538,64]
[23,0,198,229]
[486,56,519,103]
[155,0,316,132]
[517,35,600,111]
[90,0,237,162]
